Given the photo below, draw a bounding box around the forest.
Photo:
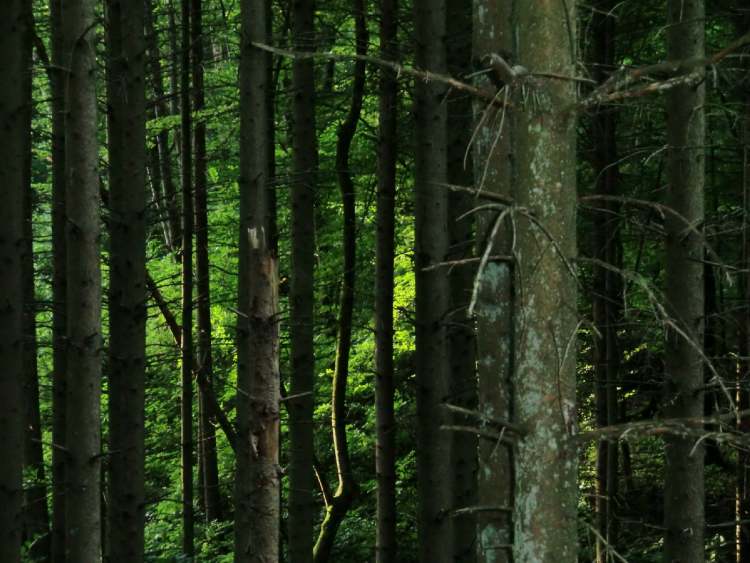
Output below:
[2,0,750,561]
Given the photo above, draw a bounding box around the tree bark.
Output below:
[48,1,68,559]
[312,3,367,561]
[234,0,281,558]
[414,0,453,559]
[63,0,103,557]
[180,0,195,555]
[106,0,147,559]
[512,1,578,561]
[192,0,223,523]
[663,1,706,561]
[0,1,29,559]
[375,0,398,560]
[289,0,318,560]
[472,1,514,561]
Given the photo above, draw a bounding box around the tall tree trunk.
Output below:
[234,0,281,558]
[192,0,223,523]
[289,0,318,559]
[106,0,147,559]
[512,1,578,561]
[180,0,195,555]
[21,7,51,557]
[0,1,29,559]
[590,3,620,560]
[663,1,705,561]
[49,1,68,559]
[313,3,367,561]
[414,0,452,559]
[445,2,477,561]
[472,1,513,561]
[63,0,103,557]
[375,0,398,560]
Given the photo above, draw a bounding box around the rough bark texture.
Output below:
[512,1,578,561]
[106,0,147,559]
[663,1,706,561]
[289,0,318,560]
[590,3,621,560]
[472,1,514,561]
[234,0,281,558]
[0,1,28,559]
[445,3,477,561]
[375,0,398,560]
[414,0,453,559]
[49,1,68,559]
[180,0,195,554]
[313,4,367,560]
[192,0,223,523]
[63,0,103,557]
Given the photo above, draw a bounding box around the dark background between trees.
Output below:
[1,0,749,561]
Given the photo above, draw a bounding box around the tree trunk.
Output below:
[445,2,477,560]
[49,0,68,559]
[0,1,29,559]
[192,0,223,523]
[512,1,578,561]
[180,0,195,555]
[289,0,318,559]
[375,0,398,560]
[63,0,103,557]
[313,3,367,561]
[471,1,514,561]
[234,0,281,558]
[106,0,147,559]
[663,1,706,561]
[414,0,453,559]
[21,6,51,557]
[590,3,620,560]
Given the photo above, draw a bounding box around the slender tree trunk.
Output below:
[590,3,620,560]
[0,1,29,559]
[445,2,477,560]
[375,0,398,560]
[106,0,147,559]
[289,0,318,559]
[234,0,281,558]
[21,7,51,557]
[63,0,103,557]
[663,2,706,562]
[49,1,68,559]
[512,1,578,561]
[180,0,195,554]
[191,0,223,523]
[414,0,453,559]
[472,1,513,561]
[312,3,367,561]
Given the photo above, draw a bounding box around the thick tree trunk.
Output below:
[180,0,195,555]
[106,0,147,559]
[234,0,281,558]
[445,3,477,561]
[49,1,68,559]
[414,0,453,560]
[313,3,367,561]
[63,0,103,557]
[289,0,318,560]
[472,1,514,561]
[512,2,578,561]
[663,1,706,561]
[375,0,398,560]
[192,0,223,523]
[590,3,621,560]
[0,1,29,559]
